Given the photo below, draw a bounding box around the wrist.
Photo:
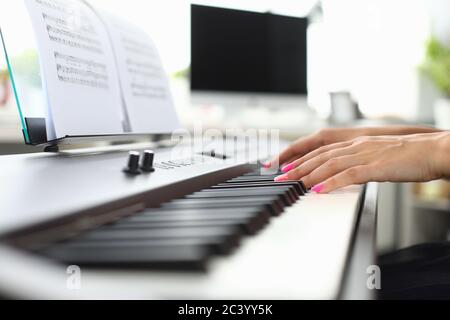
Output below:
[435,132,450,179]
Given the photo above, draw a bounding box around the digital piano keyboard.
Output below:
[0,140,378,299]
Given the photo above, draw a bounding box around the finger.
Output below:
[279,145,360,182]
[301,155,368,188]
[268,135,321,168]
[283,156,304,168]
[311,165,373,194]
[280,141,354,173]
[266,155,298,170]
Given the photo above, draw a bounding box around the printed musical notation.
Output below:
[43,12,103,54]
[35,0,75,14]
[55,52,109,89]
[122,36,156,57]
[130,83,166,99]
[126,59,161,79]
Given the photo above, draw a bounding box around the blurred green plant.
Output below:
[172,66,190,79]
[421,37,450,98]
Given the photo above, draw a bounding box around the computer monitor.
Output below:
[191,4,308,109]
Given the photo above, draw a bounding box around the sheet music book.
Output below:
[24,0,180,140]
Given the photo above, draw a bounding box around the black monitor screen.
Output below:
[191,5,308,95]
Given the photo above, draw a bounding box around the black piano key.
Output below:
[123,210,265,223]
[237,172,308,193]
[199,185,297,199]
[228,178,293,186]
[168,195,282,205]
[242,172,282,177]
[160,200,281,216]
[80,225,241,241]
[59,237,226,249]
[73,227,241,258]
[87,225,240,255]
[299,181,308,193]
[42,244,213,270]
[105,218,265,236]
[186,192,292,207]
[186,189,294,206]
[138,207,262,216]
[230,176,281,182]
[165,197,285,216]
[212,182,304,196]
[139,206,273,221]
[123,210,272,235]
[202,186,298,203]
[69,227,241,255]
[208,185,301,201]
[198,186,299,206]
[227,181,305,196]
[62,236,237,256]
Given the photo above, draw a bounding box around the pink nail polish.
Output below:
[274,174,289,182]
[281,163,294,173]
[311,183,325,194]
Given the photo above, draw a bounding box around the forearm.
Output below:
[321,126,442,146]
[361,125,442,137]
[435,132,450,179]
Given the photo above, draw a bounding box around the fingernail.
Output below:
[281,163,294,173]
[311,183,325,194]
[274,174,289,182]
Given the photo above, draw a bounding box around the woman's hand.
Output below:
[266,126,441,169]
[265,128,370,169]
[273,132,450,194]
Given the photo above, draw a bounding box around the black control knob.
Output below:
[141,150,156,172]
[124,151,141,175]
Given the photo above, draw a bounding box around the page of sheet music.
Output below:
[98,12,180,134]
[24,0,125,139]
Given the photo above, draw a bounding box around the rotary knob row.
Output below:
[124,150,155,175]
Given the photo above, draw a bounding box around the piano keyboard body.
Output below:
[0,139,378,299]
